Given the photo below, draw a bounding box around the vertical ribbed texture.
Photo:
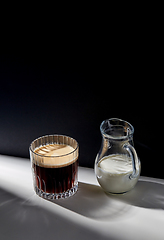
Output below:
[29,134,79,199]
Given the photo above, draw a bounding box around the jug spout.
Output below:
[100,118,134,141]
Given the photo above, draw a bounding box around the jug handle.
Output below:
[123,144,139,179]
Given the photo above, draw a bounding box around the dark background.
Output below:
[0,17,162,179]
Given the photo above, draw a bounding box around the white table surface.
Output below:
[0,155,164,240]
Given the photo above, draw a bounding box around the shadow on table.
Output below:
[52,182,130,220]
[52,178,164,220]
[109,178,164,210]
[2,178,163,240]
[0,187,113,240]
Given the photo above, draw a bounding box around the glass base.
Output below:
[35,184,78,200]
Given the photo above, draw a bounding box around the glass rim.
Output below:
[29,134,79,158]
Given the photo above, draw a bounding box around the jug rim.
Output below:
[100,118,134,140]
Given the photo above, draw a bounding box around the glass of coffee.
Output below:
[29,135,79,200]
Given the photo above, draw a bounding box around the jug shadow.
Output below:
[51,182,130,221]
[108,178,164,210]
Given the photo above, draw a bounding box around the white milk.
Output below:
[96,154,140,194]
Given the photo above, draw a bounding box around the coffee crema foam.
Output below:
[34,144,77,168]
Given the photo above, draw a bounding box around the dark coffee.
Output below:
[32,159,78,194]
[30,136,79,199]
[31,143,78,198]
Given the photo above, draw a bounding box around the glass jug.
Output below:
[95,118,141,194]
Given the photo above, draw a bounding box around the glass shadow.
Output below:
[0,187,111,240]
[51,182,130,220]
